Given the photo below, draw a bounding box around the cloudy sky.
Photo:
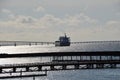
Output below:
[0,0,120,41]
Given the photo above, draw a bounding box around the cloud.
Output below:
[15,15,36,24]
[0,12,120,41]
[64,13,98,26]
[1,9,12,14]
[35,6,45,12]
[0,15,37,33]
[0,13,98,39]
[106,20,120,28]
[0,13,97,28]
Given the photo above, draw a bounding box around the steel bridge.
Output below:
[0,51,120,79]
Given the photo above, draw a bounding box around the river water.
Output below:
[0,42,120,80]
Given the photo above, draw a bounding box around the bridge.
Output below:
[0,51,120,79]
[0,40,120,46]
[0,41,54,46]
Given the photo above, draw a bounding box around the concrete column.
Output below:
[100,56,102,60]
[14,43,16,46]
[96,64,101,68]
[29,43,31,46]
[0,68,2,73]
[80,56,82,60]
[101,64,104,68]
[88,64,94,69]
[90,56,92,61]
[71,56,73,60]
[50,66,54,70]
[96,64,98,68]
[114,64,117,68]
[13,67,16,72]
[53,56,55,61]
[35,42,37,45]
[33,76,35,80]
[75,65,79,69]
[87,64,92,69]
[62,65,66,70]
[119,56,120,60]
[45,69,47,76]
[111,64,116,68]
[96,64,102,68]
[61,56,63,60]
[38,66,42,71]
[26,67,29,71]
[76,56,78,60]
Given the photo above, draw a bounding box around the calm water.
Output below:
[3,69,120,80]
[0,42,120,80]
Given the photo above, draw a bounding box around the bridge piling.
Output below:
[38,66,42,71]
[62,65,67,70]
[50,66,54,70]
[110,64,117,68]
[33,76,35,80]
[29,43,31,46]
[75,65,79,69]
[0,68,2,73]
[26,67,29,71]
[35,42,37,45]
[13,67,16,72]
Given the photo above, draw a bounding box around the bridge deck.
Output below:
[0,60,120,68]
[0,51,120,58]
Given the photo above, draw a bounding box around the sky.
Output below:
[0,0,120,42]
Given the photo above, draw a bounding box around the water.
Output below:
[0,42,120,80]
[2,69,120,80]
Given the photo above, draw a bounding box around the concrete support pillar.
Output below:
[62,65,66,70]
[26,67,29,71]
[114,64,117,68]
[90,56,92,61]
[79,56,81,60]
[29,43,31,46]
[110,56,113,60]
[80,56,83,61]
[91,64,94,68]
[38,66,42,71]
[14,43,16,46]
[96,64,102,68]
[96,64,98,68]
[50,66,54,70]
[45,69,47,76]
[100,64,104,68]
[86,64,90,69]
[53,56,55,61]
[0,68,2,73]
[75,65,79,69]
[119,56,120,60]
[100,56,102,60]
[33,76,35,80]
[35,42,37,45]
[70,56,73,60]
[13,67,16,72]
[110,64,116,68]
